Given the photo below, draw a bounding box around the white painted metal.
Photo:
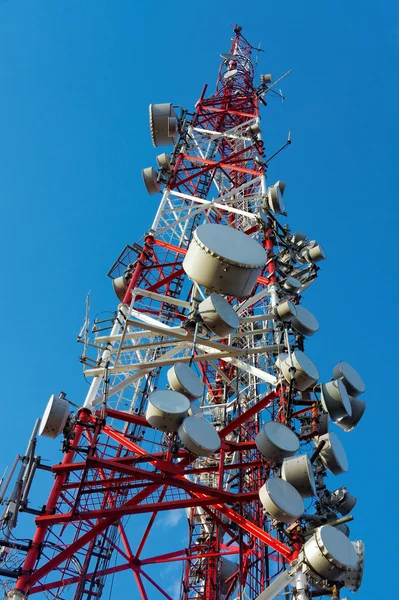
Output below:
[278,350,319,391]
[39,394,69,439]
[332,361,365,397]
[149,103,178,147]
[290,306,319,336]
[303,525,357,581]
[167,363,204,400]
[254,565,300,600]
[198,293,240,337]
[281,454,316,498]
[336,396,366,431]
[256,421,300,462]
[317,432,349,475]
[183,223,266,297]
[146,390,190,432]
[259,477,304,523]
[178,416,221,457]
[320,379,352,421]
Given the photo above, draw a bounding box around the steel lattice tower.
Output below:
[1,26,365,600]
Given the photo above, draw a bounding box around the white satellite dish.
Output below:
[320,379,352,422]
[178,416,221,457]
[341,540,365,591]
[282,276,302,294]
[281,454,316,498]
[336,396,366,431]
[278,350,320,391]
[156,152,173,171]
[224,69,238,80]
[331,486,357,516]
[303,525,358,582]
[187,403,204,419]
[198,293,240,337]
[146,390,190,432]
[332,361,365,397]
[256,421,300,462]
[259,477,304,524]
[39,394,69,439]
[274,299,297,323]
[112,275,129,302]
[142,167,160,195]
[266,181,286,214]
[167,363,204,400]
[317,432,348,475]
[183,224,266,297]
[290,305,319,336]
[149,103,178,147]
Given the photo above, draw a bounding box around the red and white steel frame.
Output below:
[8,30,312,600]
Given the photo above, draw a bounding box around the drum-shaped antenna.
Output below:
[282,276,302,294]
[278,350,320,391]
[224,69,238,80]
[291,231,307,246]
[281,454,316,498]
[248,122,261,136]
[256,421,300,463]
[198,293,240,337]
[149,103,178,147]
[299,243,326,264]
[320,379,352,422]
[259,478,304,524]
[178,416,221,457]
[266,181,286,214]
[183,224,266,297]
[332,361,365,397]
[335,522,350,537]
[167,363,204,400]
[274,300,297,323]
[341,540,365,592]
[331,486,357,516]
[142,167,160,195]
[336,396,366,432]
[303,525,358,582]
[156,152,173,171]
[112,275,129,302]
[187,403,204,419]
[317,432,348,475]
[146,390,190,432]
[39,394,69,439]
[290,305,319,336]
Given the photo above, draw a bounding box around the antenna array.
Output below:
[1,27,365,600]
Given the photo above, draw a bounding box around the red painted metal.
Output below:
[8,27,303,600]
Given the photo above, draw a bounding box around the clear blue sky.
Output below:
[0,1,398,598]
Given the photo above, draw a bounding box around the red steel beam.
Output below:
[31,561,132,594]
[140,569,175,600]
[218,389,278,438]
[24,484,161,588]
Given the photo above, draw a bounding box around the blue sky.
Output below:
[0,1,398,598]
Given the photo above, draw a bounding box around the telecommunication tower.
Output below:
[0,26,365,600]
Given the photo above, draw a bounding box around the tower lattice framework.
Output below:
[1,26,365,600]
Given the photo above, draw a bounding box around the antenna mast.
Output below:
[2,26,365,600]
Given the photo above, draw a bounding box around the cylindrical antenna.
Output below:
[0,455,20,504]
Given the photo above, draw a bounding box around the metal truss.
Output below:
[0,26,358,600]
